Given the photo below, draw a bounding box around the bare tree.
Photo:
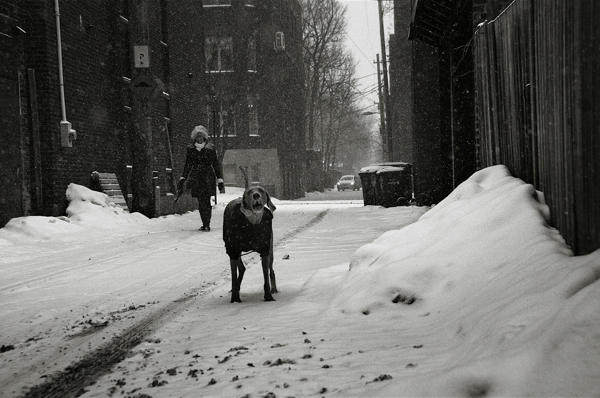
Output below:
[320,52,358,170]
[301,0,348,150]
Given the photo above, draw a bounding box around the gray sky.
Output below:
[341,0,394,112]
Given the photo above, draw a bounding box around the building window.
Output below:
[205,36,233,72]
[248,95,259,136]
[207,99,236,137]
[248,33,257,72]
[203,0,231,6]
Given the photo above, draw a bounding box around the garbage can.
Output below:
[358,165,379,205]
[375,164,413,207]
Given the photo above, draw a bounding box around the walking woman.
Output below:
[178,125,225,231]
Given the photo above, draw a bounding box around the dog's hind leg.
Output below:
[230,258,246,303]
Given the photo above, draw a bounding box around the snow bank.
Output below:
[65,183,150,227]
[0,216,82,244]
[319,165,600,397]
[0,184,151,244]
[0,185,261,245]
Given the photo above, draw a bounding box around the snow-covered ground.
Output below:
[1,165,599,397]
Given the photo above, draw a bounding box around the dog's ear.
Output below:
[266,191,276,213]
[242,189,252,211]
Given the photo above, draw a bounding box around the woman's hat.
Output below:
[191,125,209,140]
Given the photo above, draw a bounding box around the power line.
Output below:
[345,33,376,70]
[355,72,377,81]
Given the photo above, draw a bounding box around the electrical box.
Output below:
[274,32,285,52]
[60,121,77,147]
[134,45,150,68]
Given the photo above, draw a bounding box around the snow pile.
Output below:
[65,183,149,227]
[0,216,82,244]
[319,165,600,396]
[0,185,255,246]
[0,184,150,245]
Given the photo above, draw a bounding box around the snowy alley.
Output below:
[1,165,599,398]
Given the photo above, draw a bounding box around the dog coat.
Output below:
[223,198,273,260]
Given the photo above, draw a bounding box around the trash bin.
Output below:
[360,163,412,207]
[358,166,379,205]
[375,165,412,207]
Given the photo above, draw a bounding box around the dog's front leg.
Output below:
[230,258,245,303]
[268,250,277,294]
[268,235,277,293]
[261,255,275,301]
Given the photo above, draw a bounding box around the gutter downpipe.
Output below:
[55,0,77,147]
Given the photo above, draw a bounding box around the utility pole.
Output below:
[129,0,157,217]
[377,0,393,162]
[375,54,387,161]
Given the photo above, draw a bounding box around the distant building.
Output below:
[197,0,305,199]
[0,0,305,227]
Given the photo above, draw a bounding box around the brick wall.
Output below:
[165,0,205,197]
[15,0,187,217]
[4,0,303,221]
[19,0,131,215]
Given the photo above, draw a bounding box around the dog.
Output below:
[222,167,277,303]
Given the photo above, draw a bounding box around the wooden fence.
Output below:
[474,0,600,255]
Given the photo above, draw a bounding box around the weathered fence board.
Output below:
[474,0,600,255]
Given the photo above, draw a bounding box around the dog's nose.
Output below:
[253,193,261,200]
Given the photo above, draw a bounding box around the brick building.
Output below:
[1,0,143,222]
[0,0,304,227]
[198,0,305,199]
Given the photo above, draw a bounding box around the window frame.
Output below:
[202,0,232,7]
[204,36,234,73]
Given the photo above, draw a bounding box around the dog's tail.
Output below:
[239,166,250,189]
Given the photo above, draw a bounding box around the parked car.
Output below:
[336,175,361,191]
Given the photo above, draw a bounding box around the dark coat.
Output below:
[182,144,223,199]
[223,198,273,260]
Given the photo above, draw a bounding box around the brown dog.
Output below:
[222,168,277,303]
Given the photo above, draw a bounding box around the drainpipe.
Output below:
[54,0,77,147]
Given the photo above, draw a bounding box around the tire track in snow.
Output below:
[20,209,330,398]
